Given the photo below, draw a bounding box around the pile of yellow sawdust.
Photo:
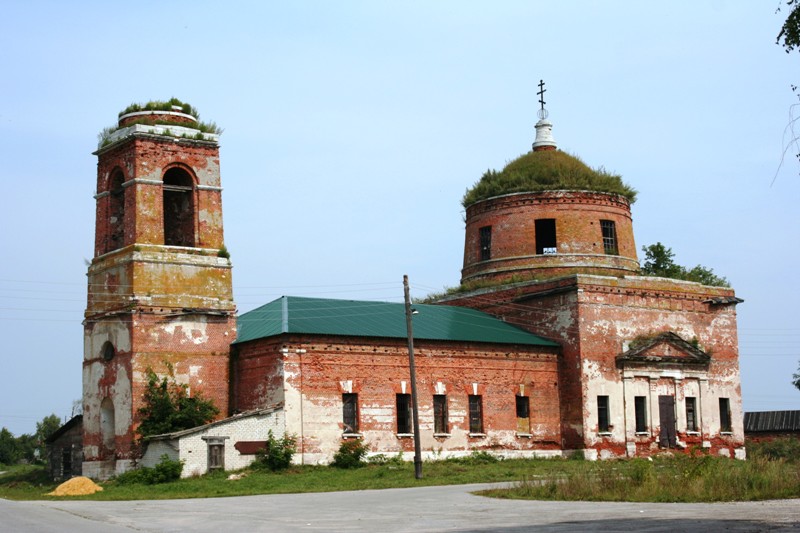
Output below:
[47,476,104,496]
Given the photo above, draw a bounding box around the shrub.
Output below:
[445,450,500,465]
[331,439,369,469]
[136,365,219,438]
[366,452,404,466]
[114,454,183,485]
[568,449,585,461]
[255,431,296,471]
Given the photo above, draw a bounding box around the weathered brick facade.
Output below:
[80,102,745,477]
[83,110,236,479]
[444,274,744,458]
[233,335,561,463]
[448,163,745,458]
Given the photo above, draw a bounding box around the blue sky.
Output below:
[1,2,798,436]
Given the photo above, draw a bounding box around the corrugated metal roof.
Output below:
[744,410,800,432]
[234,296,558,347]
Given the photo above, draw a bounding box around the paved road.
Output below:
[2,484,800,532]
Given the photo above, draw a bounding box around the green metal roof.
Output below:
[234,296,558,347]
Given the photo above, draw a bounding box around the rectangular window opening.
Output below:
[686,397,698,432]
[600,220,618,255]
[535,219,557,255]
[396,393,412,434]
[433,394,448,434]
[634,396,647,433]
[343,393,359,433]
[479,226,492,261]
[597,395,610,433]
[719,397,732,433]
[516,395,530,434]
[468,395,484,434]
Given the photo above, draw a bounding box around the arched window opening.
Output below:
[108,171,125,252]
[163,167,196,247]
[101,341,115,362]
[100,397,116,458]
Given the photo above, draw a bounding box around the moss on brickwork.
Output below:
[462,150,637,207]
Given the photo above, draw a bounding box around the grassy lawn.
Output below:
[0,454,568,501]
[479,455,800,502]
[2,441,799,502]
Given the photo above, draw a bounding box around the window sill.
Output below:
[342,433,362,439]
[720,431,733,435]
[396,433,414,438]
[468,433,487,438]
[598,432,613,437]
[686,431,701,436]
[433,433,451,438]
[516,433,533,439]
[634,432,650,436]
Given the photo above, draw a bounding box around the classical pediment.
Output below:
[617,331,710,366]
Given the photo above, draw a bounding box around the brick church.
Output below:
[73,99,744,479]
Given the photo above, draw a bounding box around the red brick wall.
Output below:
[462,191,639,284]
[94,135,223,257]
[235,334,561,457]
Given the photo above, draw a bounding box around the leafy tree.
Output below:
[640,242,682,279]
[0,428,21,465]
[777,0,800,53]
[17,433,40,463]
[136,365,219,438]
[36,414,62,444]
[640,243,729,287]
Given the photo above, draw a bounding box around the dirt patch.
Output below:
[47,476,104,496]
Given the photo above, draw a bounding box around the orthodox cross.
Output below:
[537,79,548,119]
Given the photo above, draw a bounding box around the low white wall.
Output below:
[141,409,285,477]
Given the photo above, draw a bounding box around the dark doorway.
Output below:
[658,395,677,448]
[61,448,72,478]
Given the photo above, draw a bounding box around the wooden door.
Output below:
[659,395,677,448]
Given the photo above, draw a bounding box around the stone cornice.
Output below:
[467,190,631,217]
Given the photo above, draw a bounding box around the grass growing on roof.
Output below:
[98,98,222,146]
[118,97,198,118]
[463,150,637,207]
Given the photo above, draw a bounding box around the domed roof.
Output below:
[462,150,637,208]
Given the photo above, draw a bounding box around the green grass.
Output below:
[3,446,800,502]
[479,454,800,503]
[0,464,54,500]
[462,150,637,207]
[0,456,577,501]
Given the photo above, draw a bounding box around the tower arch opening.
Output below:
[101,341,115,362]
[108,170,125,253]
[163,167,196,247]
[100,397,116,459]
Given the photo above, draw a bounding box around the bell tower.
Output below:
[82,101,236,479]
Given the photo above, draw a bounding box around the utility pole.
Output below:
[403,274,423,479]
